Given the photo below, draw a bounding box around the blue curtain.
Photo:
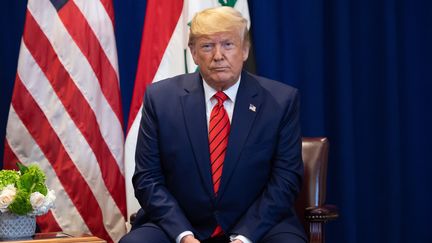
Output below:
[249,0,432,242]
[0,1,26,161]
[2,1,432,242]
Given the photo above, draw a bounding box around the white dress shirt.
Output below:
[176,77,252,243]
[203,77,239,127]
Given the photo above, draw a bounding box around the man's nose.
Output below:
[213,45,224,61]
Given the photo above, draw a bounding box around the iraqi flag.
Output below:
[3,0,126,242]
[124,0,250,219]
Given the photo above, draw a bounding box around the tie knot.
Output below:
[214,91,228,105]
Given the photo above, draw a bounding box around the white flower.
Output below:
[30,192,45,209]
[0,184,17,212]
[30,189,56,216]
[43,190,55,208]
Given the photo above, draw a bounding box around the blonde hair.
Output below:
[188,6,249,47]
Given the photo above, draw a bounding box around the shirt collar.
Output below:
[202,76,241,103]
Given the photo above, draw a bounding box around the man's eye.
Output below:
[223,42,234,49]
[201,44,213,51]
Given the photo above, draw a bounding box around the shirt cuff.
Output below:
[176,231,194,243]
[230,234,252,243]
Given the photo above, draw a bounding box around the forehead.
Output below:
[195,31,241,43]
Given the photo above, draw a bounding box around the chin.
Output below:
[214,79,237,90]
[213,73,234,82]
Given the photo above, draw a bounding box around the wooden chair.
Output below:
[295,137,339,243]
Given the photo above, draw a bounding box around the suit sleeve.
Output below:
[133,88,194,240]
[230,90,303,242]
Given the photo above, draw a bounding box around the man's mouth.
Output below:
[211,67,229,71]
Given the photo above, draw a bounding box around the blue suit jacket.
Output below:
[133,71,305,242]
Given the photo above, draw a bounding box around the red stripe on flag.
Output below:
[37,211,62,233]
[58,1,123,124]
[11,76,111,241]
[23,12,126,217]
[3,141,20,170]
[127,0,184,130]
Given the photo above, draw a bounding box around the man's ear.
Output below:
[242,43,250,62]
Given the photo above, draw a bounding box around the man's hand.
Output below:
[180,234,200,243]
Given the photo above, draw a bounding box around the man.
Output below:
[121,7,306,243]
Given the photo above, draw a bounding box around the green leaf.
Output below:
[33,183,48,196]
[16,163,46,193]
[16,162,28,175]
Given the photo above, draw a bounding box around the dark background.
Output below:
[1,1,432,242]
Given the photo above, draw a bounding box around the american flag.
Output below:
[3,0,126,242]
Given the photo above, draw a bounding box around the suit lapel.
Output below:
[180,73,214,198]
[217,72,263,200]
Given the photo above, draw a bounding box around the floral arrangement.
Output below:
[0,163,55,216]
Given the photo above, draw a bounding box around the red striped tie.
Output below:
[209,91,230,237]
[209,91,230,195]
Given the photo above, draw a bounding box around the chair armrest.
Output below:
[305,205,339,222]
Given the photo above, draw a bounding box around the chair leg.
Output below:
[309,222,324,243]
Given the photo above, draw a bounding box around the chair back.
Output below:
[295,137,329,229]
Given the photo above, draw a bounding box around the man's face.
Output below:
[190,31,249,90]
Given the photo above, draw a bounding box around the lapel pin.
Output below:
[249,104,256,112]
